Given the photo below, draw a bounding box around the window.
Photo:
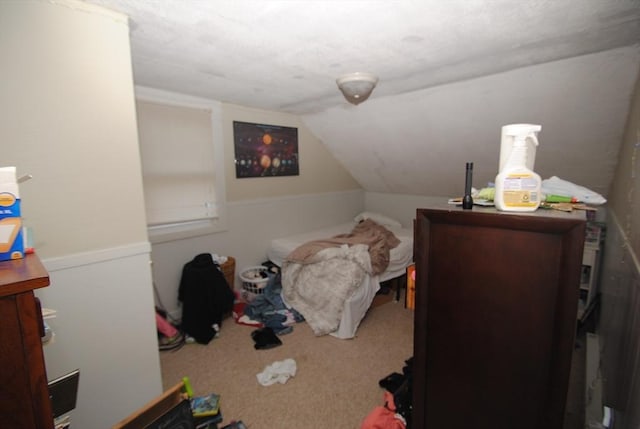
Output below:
[135,86,226,242]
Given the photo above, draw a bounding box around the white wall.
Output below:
[151,190,364,319]
[365,192,446,228]
[0,0,148,257]
[0,1,162,426]
[37,246,160,429]
[150,100,364,319]
[598,62,640,428]
[223,103,361,202]
[598,213,640,427]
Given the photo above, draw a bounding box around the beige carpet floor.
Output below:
[159,291,585,429]
[159,295,414,429]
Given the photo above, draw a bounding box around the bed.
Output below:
[266,212,414,339]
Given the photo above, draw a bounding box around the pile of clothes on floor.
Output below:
[361,357,413,429]
[233,267,305,348]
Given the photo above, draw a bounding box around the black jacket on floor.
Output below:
[178,253,235,344]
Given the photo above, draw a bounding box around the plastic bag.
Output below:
[541,176,606,205]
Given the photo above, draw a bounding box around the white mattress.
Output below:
[268,222,414,339]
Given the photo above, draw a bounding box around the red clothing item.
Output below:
[361,391,406,429]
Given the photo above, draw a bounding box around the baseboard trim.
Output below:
[41,242,152,272]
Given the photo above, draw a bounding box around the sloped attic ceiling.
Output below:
[84,0,640,200]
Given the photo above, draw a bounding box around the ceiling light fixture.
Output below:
[336,72,378,105]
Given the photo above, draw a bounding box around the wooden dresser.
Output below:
[412,206,585,429]
[0,254,54,429]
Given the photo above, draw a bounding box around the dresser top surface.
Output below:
[417,201,587,221]
[0,254,49,297]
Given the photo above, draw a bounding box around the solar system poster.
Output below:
[233,121,299,178]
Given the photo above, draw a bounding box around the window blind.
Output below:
[136,100,217,226]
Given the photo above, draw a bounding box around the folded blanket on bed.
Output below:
[282,219,401,336]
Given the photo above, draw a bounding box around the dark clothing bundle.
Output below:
[178,253,235,344]
[251,327,282,350]
[374,356,413,428]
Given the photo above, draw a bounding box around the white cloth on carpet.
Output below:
[256,358,297,386]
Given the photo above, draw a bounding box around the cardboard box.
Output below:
[0,167,24,261]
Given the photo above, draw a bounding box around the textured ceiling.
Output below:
[84,0,640,199]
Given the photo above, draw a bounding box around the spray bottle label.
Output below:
[501,174,540,207]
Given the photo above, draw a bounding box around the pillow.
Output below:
[354,211,402,228]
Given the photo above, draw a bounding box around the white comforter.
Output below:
[281,219,400,337]
[282,244,372,336]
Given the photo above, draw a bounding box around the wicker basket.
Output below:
[219,256,235,289]
[239,266,269,302]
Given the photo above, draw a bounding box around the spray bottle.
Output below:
[494,133,541,212]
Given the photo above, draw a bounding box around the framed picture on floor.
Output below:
[233,121,299,178]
